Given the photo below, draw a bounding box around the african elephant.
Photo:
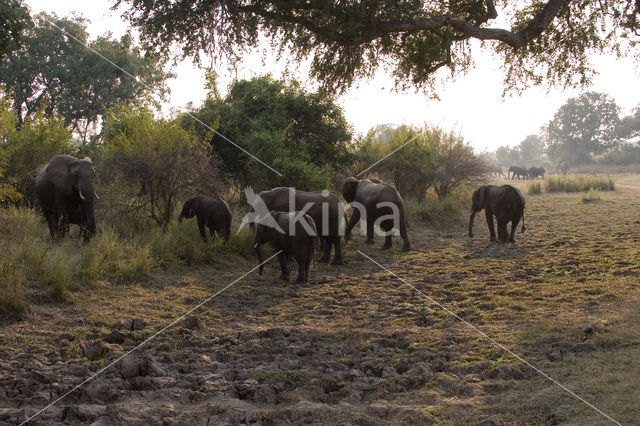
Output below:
[490,165,504,178]
[508,166,528,180]
[468,185,526,243]
[527,167,545,179]
[250,187,344,264]
[179,195,232,241]
[342,177,410,251]
[559,161,569,176]
[34,155,98,242]
[255,211,317,284]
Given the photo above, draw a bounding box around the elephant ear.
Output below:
[46,155,77,197]
[342,177,359,203]
[475,186,487,211]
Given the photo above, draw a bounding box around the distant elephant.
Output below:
[250,187,344,264]
[468,185,526,243]
[34,155,98,242]
[559,161,569,176]
[342,177,410,251]
[508,166,528,180]
[490,165,504,178]
[255,211,317,284]
[527,167,545,179]
[179,195,232,241]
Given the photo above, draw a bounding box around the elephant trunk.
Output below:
[468,210,476,238]
[79,181,96,238]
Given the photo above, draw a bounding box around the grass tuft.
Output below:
[582,189,602,203]
[544,175,615,192]
[528,181,542,195]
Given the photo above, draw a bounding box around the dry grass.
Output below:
[1,178,640,424]
[544,175,615,192]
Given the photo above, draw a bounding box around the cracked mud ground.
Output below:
[1,178,640,425]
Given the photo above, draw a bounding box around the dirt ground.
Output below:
[1,176,639,425]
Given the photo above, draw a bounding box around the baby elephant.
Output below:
[179,196,232,241]
[468,185,526,243]
[254,211,317,284]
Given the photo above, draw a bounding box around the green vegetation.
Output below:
[582,189,603,203]
[544,175,615,193]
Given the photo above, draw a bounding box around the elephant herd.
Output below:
[507,165,545,180]
[34,155,526,284]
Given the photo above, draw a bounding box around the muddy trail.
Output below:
[1,181,640,425]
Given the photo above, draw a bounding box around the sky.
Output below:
[25,0,640,152]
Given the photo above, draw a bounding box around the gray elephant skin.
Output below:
[559,161,569,176]
[528,167,545,179]
[179,195,232,241]
[255,211,317,284]
[342,177,410,251]
[468,184,526,243]
[34,155,98,242]
[508,166,528,180]
[252,187,344,264]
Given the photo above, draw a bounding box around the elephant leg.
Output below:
[197,217,207,242]
[509,216,521,243]
[399,215,410,251]
[295,255,306,284]
[330,236,344,265]
[344,209,360,241]
[278,252,290,281]
[304,248,312,282]
[485,210,497,241]
[318,236,331,263]
[382,234,392,250]
[497,220,508,242]
[55,197,69,238]
[44,212,59,240]
[365,219,374,244]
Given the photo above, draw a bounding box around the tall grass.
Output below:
[404,185,472,228]
[543,175,615,193]
[0,206,255,315]
[528,181,542,195]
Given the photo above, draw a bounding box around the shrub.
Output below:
[404,185,472,229]
[528,181,542,195]
[582,189,602,203]
[544,175,615,192]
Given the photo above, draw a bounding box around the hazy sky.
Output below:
[26,0,640,152]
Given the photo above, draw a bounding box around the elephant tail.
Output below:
[521,208,526,233]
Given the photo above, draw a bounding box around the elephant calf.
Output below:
[255,211,317,284]
[468,185,526,243]
[179,196,232,241]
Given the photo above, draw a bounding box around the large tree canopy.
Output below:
[117,0,639,93]
[0,0,31,59]
[0,13,171,139]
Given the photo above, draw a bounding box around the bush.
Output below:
[582,189,602,203]
[544,175,615,192]
[528,181,542,195]
[404,185,472,228]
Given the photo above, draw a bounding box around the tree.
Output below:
[0,0,31,59]
[0,96,71,203]
[118,0,640,93]
[0,13,171,139]
[519,134,545,166]
[181,74,352,190]
[544,92,620,164]
[616,105,640,141]
[102,107,224,230]
[494,145,521,167]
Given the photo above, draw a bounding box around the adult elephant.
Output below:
[178,195,232,241]
[255,211,317,284]
[528,167,545,179]
[468,185,526,243]
[34,155,98,242]
[342,177,410,251]
[250,187,344,264]
[508,166,528,180]
[559,161,569,176]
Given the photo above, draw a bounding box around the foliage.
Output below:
[102,106,225,230]
[0,96,71,203]
[544,175,615,193]
[181,74,352,190]
[404,185,472,229]
[544,92,621,164]
[354,124,489,200]
[528,181,542,195]
[0,12,171,140]
[616,106,640,141]
[119,0,640,94]
[0,0,31,59]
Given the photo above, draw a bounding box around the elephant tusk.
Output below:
[254,243,259,249]
[94,191,100,200]
[78,190,86,200]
